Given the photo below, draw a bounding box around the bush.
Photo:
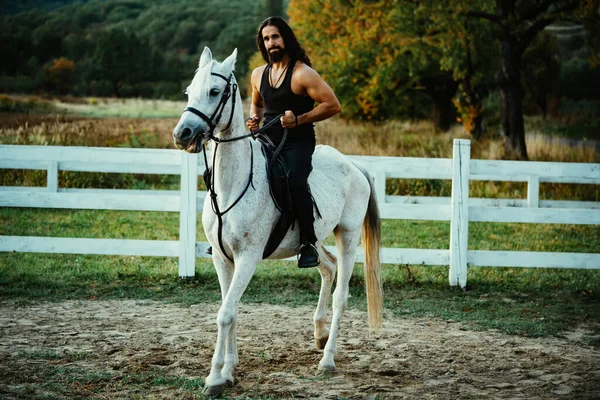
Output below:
[152,81,180,99]
[481,92,502,132]
[553,57,600,99]
[0,75,39,93]
[0,94,56,113]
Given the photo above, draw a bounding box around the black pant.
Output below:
[267,131,317,245]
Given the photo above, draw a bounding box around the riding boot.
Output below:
[293,183,319,268]
[298,242,319,268]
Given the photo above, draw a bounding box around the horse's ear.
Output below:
[222,48,237,72]
[199,47,212,69]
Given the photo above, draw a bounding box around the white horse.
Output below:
[173,47,383,396]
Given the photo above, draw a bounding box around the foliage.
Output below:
[554,56,600,99]
[43,57,75,94]
[289,1,430,122]
[0,0,266,98]
[289,0,599,145]
[460,0,599,159]
[522,32,561,117]
[453,97,483,135]
[0,94,58,113]
[287,0,498,130]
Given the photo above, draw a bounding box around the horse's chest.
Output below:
[201,195,276,246]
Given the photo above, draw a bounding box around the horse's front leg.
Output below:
[209,253,238,386]
[204,253,259,397]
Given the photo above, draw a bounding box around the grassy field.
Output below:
[1,95,599,346]
[1,206,599,344]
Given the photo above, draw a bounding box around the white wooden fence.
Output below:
[1,139,598,288]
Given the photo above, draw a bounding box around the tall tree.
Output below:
[466,0,593,159]
[264,0,283,16]
[289,0,459,126]
[415,1,498,137]
[522,31,560,118]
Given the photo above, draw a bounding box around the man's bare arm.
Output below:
[247,67,265,130]
[280,65,341,128]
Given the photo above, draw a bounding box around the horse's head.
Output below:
[173,47,238,153]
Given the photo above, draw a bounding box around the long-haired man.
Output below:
[247,16,341,268]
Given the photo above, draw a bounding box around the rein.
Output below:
[187,71,285,262]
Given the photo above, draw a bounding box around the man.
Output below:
[247,16,341,268]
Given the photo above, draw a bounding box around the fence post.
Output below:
[374,168,386,205]
[47,161,58,192]
[449,139,470,288]
[179,152,198,278]
[527,176,540,208]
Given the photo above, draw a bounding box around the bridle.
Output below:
[183,70,283,262]
[184,72,239,144]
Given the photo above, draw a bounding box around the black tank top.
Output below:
[260,60,315,139]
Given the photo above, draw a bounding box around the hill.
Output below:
[0,0,265,97]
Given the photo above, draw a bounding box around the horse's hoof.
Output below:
[318,364,336,373]
[315,336,329,350]
[203,383,227,397]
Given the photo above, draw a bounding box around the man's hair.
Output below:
[256,16,312,68]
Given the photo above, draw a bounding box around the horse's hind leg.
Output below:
[319,227,360,371]
[314,245,336,350]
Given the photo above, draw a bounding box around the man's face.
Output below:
[262,25,285,63]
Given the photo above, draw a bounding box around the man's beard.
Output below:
[268,47,285,63]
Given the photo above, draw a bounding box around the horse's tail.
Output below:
[351,160,383,331]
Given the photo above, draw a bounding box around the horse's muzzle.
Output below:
[173,125,207,153]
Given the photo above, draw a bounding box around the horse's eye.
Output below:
[210,88,220,96]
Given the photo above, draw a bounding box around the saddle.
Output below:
[201,129,320,260]
[255,133,320,259]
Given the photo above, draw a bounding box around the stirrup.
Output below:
[298,243,320,268]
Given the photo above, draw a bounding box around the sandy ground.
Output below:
[0,299,599,399]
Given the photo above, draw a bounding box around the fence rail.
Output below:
[1,140,598,287]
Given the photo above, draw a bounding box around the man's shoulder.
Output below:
[292,61,319,81]
[293,61,312,73]
[252,64,268,76]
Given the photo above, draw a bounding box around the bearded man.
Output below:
[246,16,341,268]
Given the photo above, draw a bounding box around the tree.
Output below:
[44,57,75,94]
[522,31,560,118]
[465,0,596,159]
[419,3,499,138]
[289,0,456,126]
[0,0,262,98]
[264,0,283,16]
[87,28,155,96]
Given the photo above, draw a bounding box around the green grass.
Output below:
[1,207,599,344]
[0,360,207,400]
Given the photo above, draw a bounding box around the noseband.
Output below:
[184,72,238,141]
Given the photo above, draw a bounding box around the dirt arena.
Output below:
[1,299,599,399]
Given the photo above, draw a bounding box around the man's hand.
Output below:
[246,114,260,131]
[280,110,298,129]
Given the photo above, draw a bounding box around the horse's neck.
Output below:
[210,100,263,206]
